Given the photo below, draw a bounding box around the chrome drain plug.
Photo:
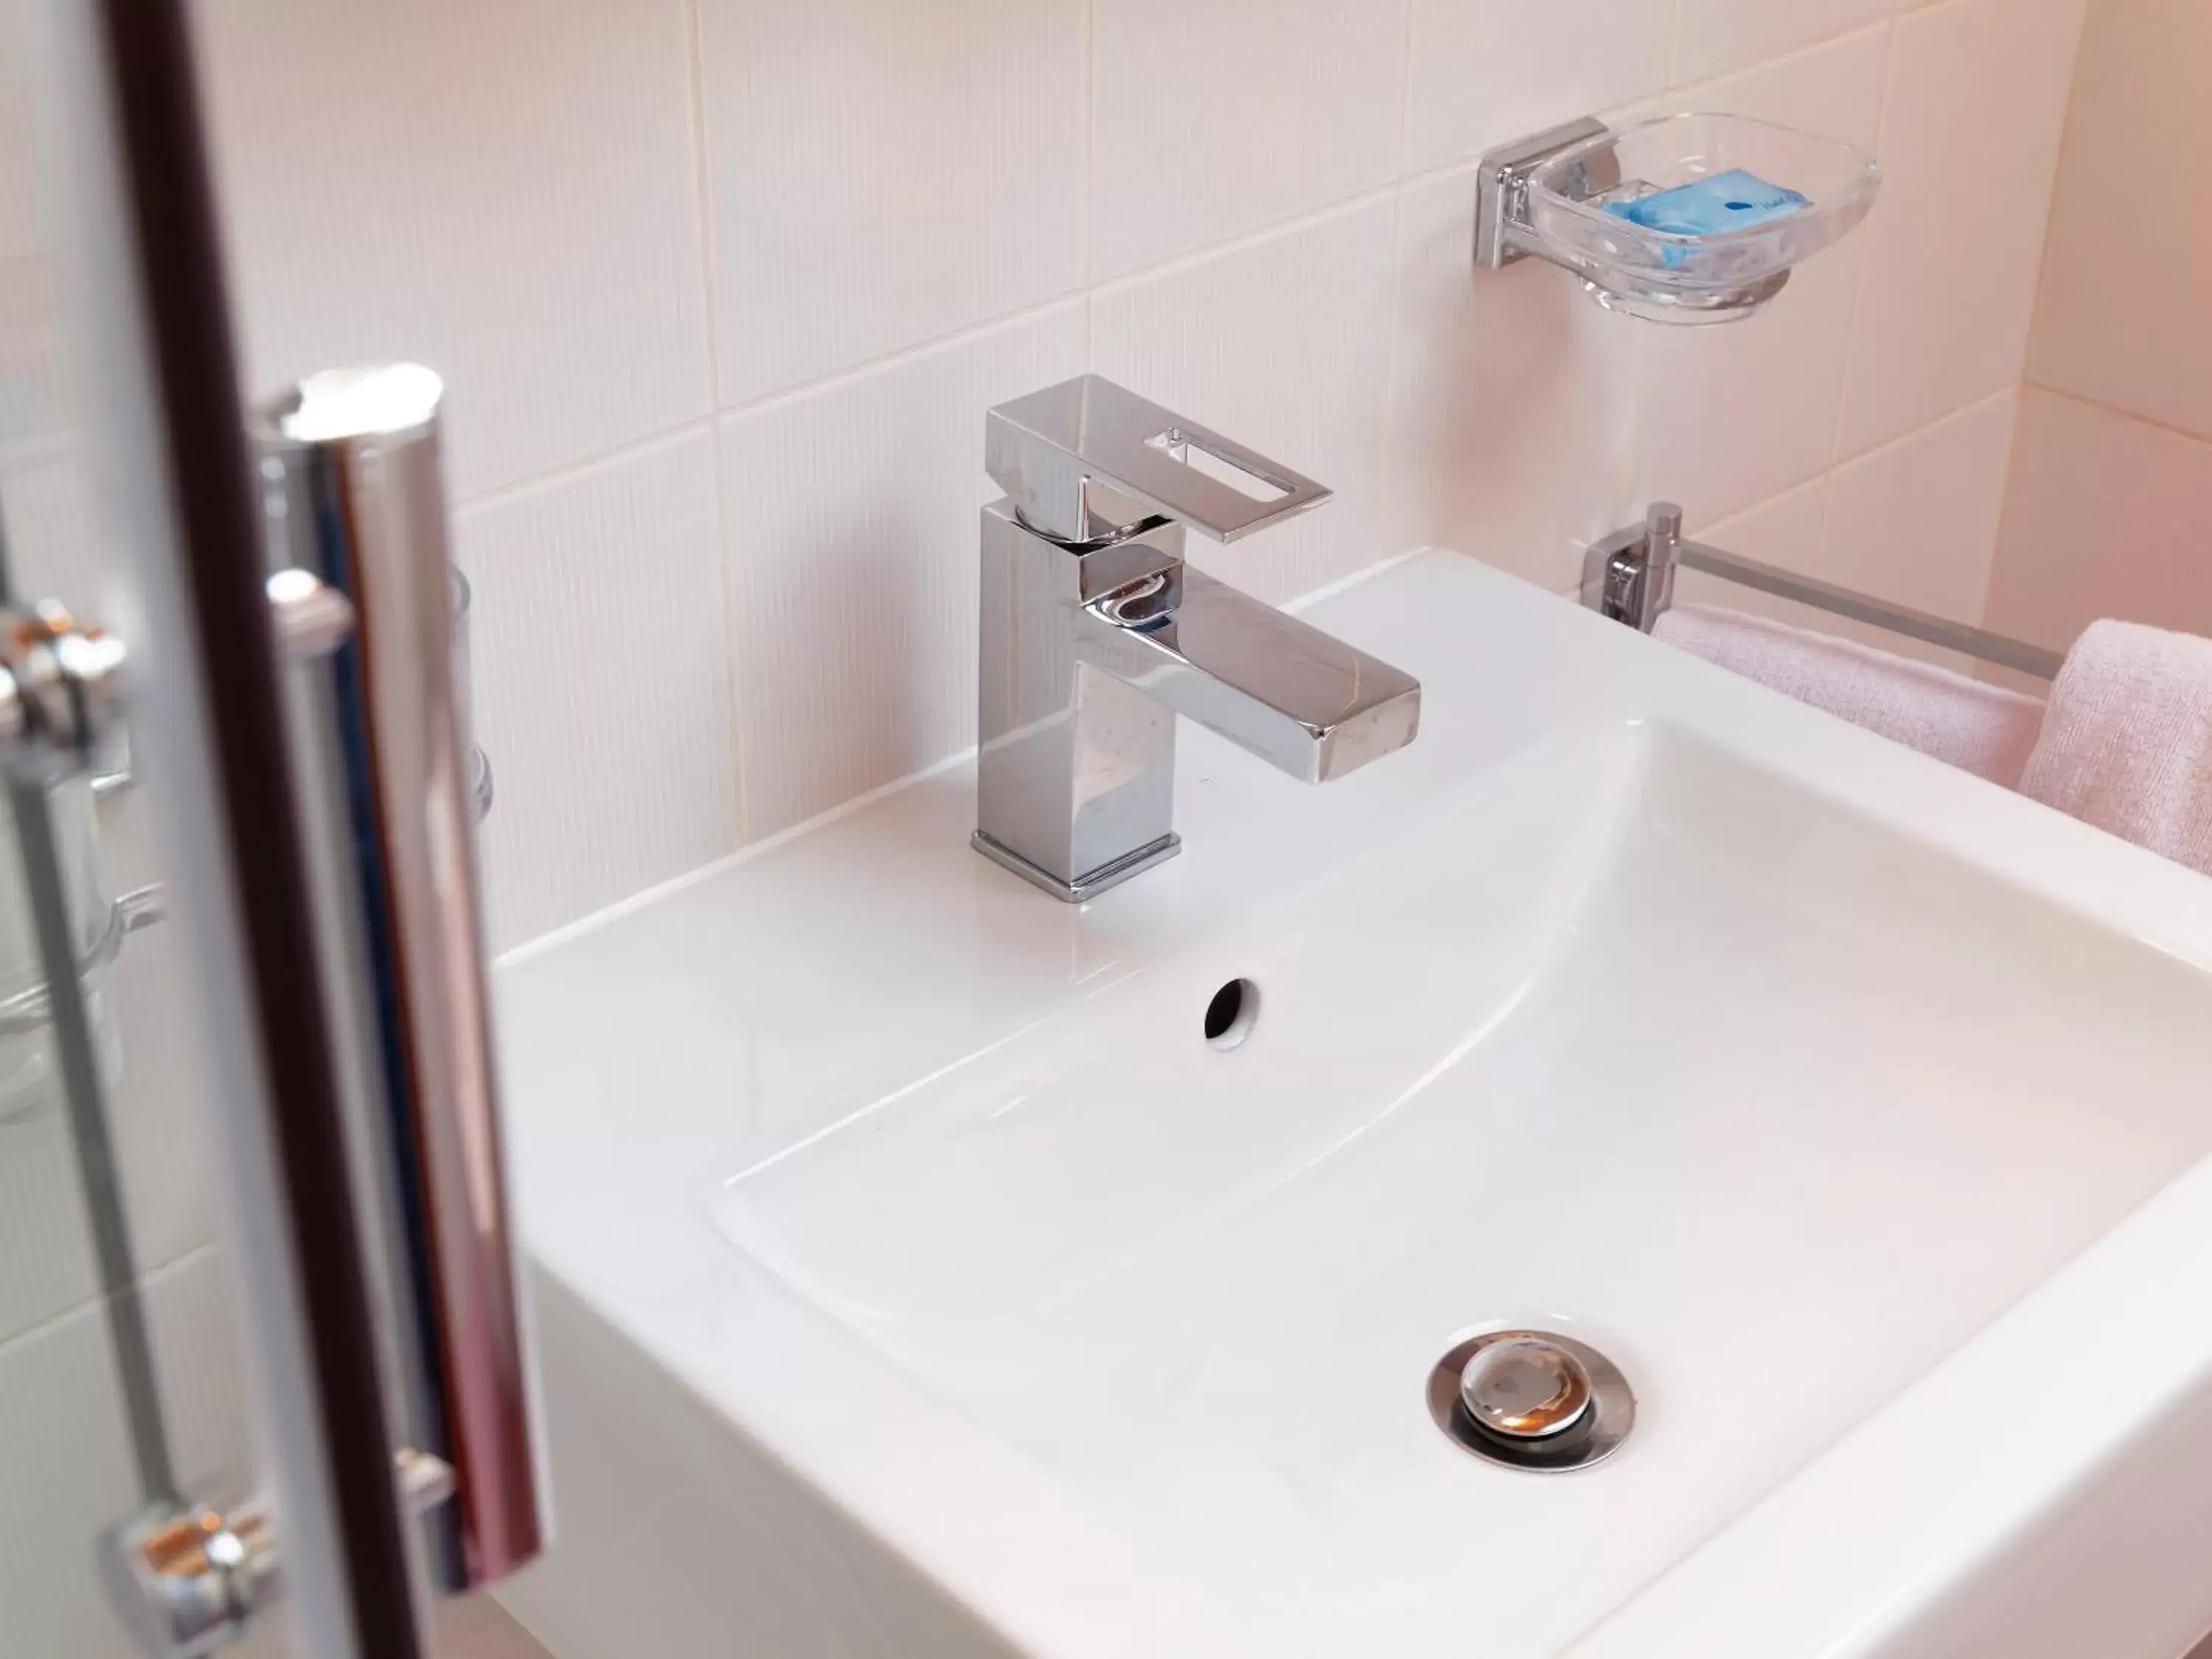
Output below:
[1427,1329,1634,1471]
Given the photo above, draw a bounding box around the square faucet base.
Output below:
[970,830,1181,903]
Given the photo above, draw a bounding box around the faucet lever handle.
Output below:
[986,375,1332,546]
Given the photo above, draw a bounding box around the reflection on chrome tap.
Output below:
[973,376,1422,902]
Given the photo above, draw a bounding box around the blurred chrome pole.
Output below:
[253,366,548,1591]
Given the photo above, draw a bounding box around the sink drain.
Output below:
[1427,1329,1634,1471]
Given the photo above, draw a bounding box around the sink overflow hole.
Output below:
[1204,978,1259,1050]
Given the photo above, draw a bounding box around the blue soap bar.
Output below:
[1602,169,1809,238]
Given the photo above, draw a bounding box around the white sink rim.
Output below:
[493,552,2212,1659]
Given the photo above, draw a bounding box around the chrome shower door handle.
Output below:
[253,365,549,1593]
[984,374,1332,546]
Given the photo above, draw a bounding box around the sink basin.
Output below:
[491,553,2212,1659]
[710,720,2212,1657]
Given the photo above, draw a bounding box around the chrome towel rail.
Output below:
[1584,502,2066,682]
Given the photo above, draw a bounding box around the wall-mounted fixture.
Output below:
[1587,501,2064,680]
[1475,114,1879,324]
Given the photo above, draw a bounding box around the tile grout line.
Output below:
[678,0,751,845]
[2008,0,2094,397]
[453,414,719,519]
[479,178,1411,516]
[501,392,2028,967]
[493,542,1435,968]
[1663,14,1893,101]
[682,0,725,414]
[455,15,1915,526]
[1080,0,1096,296]
[1700,382,2019,546]
[1080,0,1096,367]
[1832,381,2020,472]
[1812,13,1900,576]
[1973,0,2096,630]
[1372,0,1422,551]
[710,288,1093,427]
[1966,387,2024,628]
[0,1242,218,1364]
[2028,383,2212,453]
[1390,0,1419,178]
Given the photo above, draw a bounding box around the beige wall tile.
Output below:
[1091,0,1410,277]
[699,0,1086,403]
[1627,27,1889,526]
[1385,170,1641,594]
[2025,0,2212,443]
[1404,0,1672,173]
[1986,388,2212,652]
[459,429,738,949]
[1826,388,2017,621]
[1674,0,1891,85]
[720,307,1085,838]
[192,0,713,499]
[1836,0,2085,456]
[1091,198,1399,605]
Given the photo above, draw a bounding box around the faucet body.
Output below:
[973,377,1422,902]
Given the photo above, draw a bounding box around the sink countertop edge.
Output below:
[495,551,2212,1659]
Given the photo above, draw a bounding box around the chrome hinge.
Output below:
[105,1450,455,1659]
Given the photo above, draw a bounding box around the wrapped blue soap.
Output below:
[1602,168,1809,237]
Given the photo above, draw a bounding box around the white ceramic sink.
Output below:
[491,553,2212,1659]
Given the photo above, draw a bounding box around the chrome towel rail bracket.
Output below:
[1585,501,2067,682]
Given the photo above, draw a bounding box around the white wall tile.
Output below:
[720,307,1085,839]
[435,1593,515,1655]
[190,0,712,502]
[180,0,2085,959]
[1824,388,2017,622]
[0,1295,142,1659]
[1404,0,1672,175]
[1683,469,1986,674]
[0,434,102,620]
[0,4,41,265]
[459,430,737,950]
[0,782,229,1345]
[145,1251,261,1504]
[1697,479,1826,576]
[2025,0,2212,444]
[1673,0,1890,86]
[1627,28,1889,526]
[0,1102,92,1344]
[1834,0,2086,456]
[1091,0,1410,278]
[1664,476,1999,670]
[700,0,1085,403]
[1663,481,1848,635]
[0,1251,260,1659]
[1986,389,2212,652]
[446,1611,558,1659]
[1385,170,1641,594]
[1091,198,1398,605]
[0,260,65,457]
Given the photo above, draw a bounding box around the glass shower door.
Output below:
[0,3,546,1656]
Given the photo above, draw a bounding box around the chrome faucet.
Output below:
[973,375,1422,902]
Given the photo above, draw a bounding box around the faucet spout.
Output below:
[1079,566,1419,785]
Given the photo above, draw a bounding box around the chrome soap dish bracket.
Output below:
[1475,111,1881,324]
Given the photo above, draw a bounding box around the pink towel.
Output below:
[2020,619,2212,877]
[1653,603,2047,787]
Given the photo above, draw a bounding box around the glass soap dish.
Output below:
[1476,114,1881,324]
